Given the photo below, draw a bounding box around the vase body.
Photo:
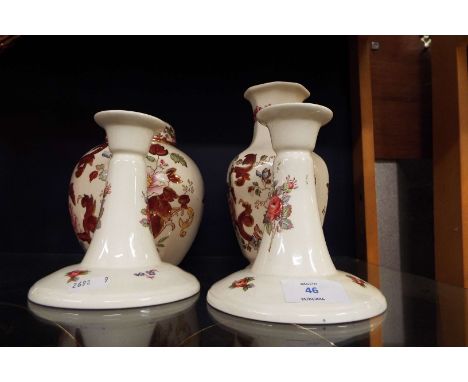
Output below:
[208,103,386,324]
[29,110,200,309]
[227,82,329,263]
[69,124,204,266]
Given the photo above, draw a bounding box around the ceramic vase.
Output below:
[69,123,203,266]
[29,294,199,346]
[29,110,200,309]
[208,103,387,324]
[227,81,329,263]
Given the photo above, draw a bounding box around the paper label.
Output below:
[281,279,350,303]
[68,276,110,291]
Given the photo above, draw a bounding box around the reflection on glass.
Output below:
[28,294,199,346]
[208,305,385,346]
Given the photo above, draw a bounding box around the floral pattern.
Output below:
[74,143,108,178]
[69,125,200,260]
[346,274,367,288]
[263,175,298,250]
[139,149,194,239]
[134,269,158,279]
[228,153,274,257]
[66,270,89,283]
[229,276,255,291]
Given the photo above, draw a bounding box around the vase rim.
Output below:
[256,103,333,127]
[94,110,167,134]
[244,81,310,101]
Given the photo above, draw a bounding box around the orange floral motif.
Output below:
[65,270,89,283]
[229,277,255,291]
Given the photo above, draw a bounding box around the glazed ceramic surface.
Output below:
[69,124,204,266]
[227,82,329,263]
[28,294,198,346]
[208,305,385,346]
[209,103,387,324]
[29,110,200,309]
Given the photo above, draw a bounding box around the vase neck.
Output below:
[82,152,161,269]
[245,82,310,120]
[252,150,336,276]
[249,121,273,151]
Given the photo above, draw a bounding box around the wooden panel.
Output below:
[370,36,432,160]
[432,36,468,287]
[349,36,380,265]
[436,283,468,345]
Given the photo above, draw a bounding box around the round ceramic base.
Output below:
[28,263,200,309]
[207,269,387,324]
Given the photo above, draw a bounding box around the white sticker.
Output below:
[68,276,110,291]
[281,279,350,303]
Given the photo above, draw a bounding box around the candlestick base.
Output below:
[28,263,200,309]
[207,269,386,324]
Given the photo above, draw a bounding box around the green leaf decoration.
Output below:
[282,205,292,218]
[141,208,148,215]
[146,155,156,162]
[264,221,273,235]
[255,189,261,196]
[279,218,293,230]
[260,155,268,161]
[252,181,259,186]
[158,236,169,245]
[170,153,187,167]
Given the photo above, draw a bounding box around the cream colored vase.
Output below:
[69,123,203,266]
[209,103,387,324]
[227,82,329,263]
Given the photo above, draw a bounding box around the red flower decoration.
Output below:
[76,195,98,243]
[266,195,283,221]
[74,143,107,178]
[178,194,190,208]
[232,154,257,186]
[161,187,178,202]
[166,168,182,183]
[149,143,168,156]
[287,179,297,189]
[89,170,99,182]
[148,195,172,218]
[242,154,256,166]
[65,269,89,283]
[229,276,255,291]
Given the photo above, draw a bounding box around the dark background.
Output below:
[0,36,356,262]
